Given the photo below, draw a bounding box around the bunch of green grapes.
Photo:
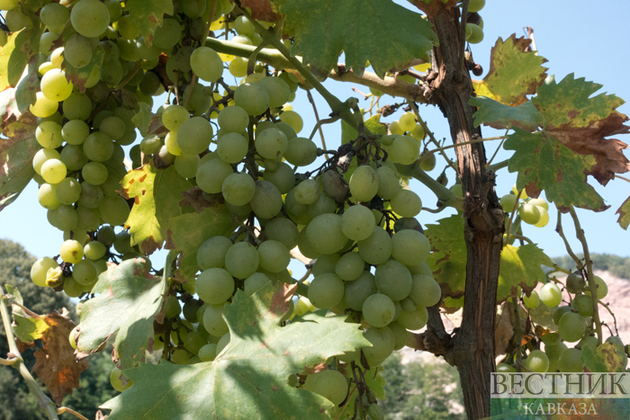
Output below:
[497,268,626,374]
[499,186,551,246]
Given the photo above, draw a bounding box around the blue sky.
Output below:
[1,0,629,265]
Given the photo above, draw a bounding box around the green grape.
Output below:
[558,311,586,343]
[38,183,61,210]
[263,162,295,194]
[573,294,593,317]
[190,46,223,82]
[218,106,249,133]
[390,190,422,218]
[234,83,270,116]
[419,150,436,172]
[216,332,230,355]
[312,254,340,276]
[244,272,271,295]
[525,350,549,373]
[197,268,235,304]
[77,205,101,231]
[197,236,232,270]
[233,15,255,36]
[30,92,58,118]
[496,363,516,372]
[343,271,376,311]
[71,0,110,38]
[388,135,419,165]
[558,348,582,372]
[362,326,395,367]
[467,0,485,13]
[306,213,348,255]
[258,77,290,109]
[605,336,625,354]
[374,259,413,301]
[97,225,115,246]
[33,148,60,175]
[6,9,31,32]
[376,165,400,200]
[84,241,106,260]
[78,182,104,209]
[153,18,181,49]
[335,252,365,281]
[62,92,92,121]
[50,47,64,68]
[500,194,517,212]
[162,105,190,131]
[398,112,417,132]
[41,68,73,102]
[349,165,379,203]
[59,144,88,171]
[396,306,428,330]
[466,23,483,44]
[529,197,549,210]
[98,195,130,226]
[264,217,299,250]
[163,295,181,318]
[279,110,303,133]
[217,132,248,164]
[552,306,571,325]
[40,3,69,33]
[83,132,114,162]
[113,231,133,254]
[228,56,248,77]
[62,120,90,145]
[225,241,259,279]
[116,14,140,39]
[255,127,288,160]
[249,181,283,220]
[36,121,63,149]
[140,134,162,156]
[391,229,430,266]
[110,367,133,392]
[564,272,584,295]
[198,343,218,362]
[55,177,81,205]
[358,227,393,266]
[307,193,336,219]
[173,154,200,179]
[182,331,207,355]
[222,172,256,206]
[81,162,108,186]
[540,282,562,308]
[41,158,67,184]
[257,240,290,273]
[72,259,97,285]
[171,349,190,365]
[197,158,234,194]
[519,203,541,225]
[363,293,396,328]
[47,205,78,231]
[293,180,320,205]
[177,116,213,155]
[64,34,93,69]
[586,275,608,299]
[308,272,345,309]
[303,370,347,406]
[408,274,441,308]
[31,257,59,288]
[523,290,541,309]
[202,303,229,337]
[99,116,126,140]
[139,71,161,96]
[101,59,123,86]
[341,204,375,241]
[165,131,183,156]
[284,137,317,167]
[104,0,122,22]
[60,239,84,264]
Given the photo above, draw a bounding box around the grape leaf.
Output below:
[74,256,170,369]
[166,199,239,282]
[120,163,192,255]
[126,0,174,46]
[131,102,161,136]
[533,74,630,185]
[0,104,37,211]
[15,58,39,114]
[470,97,543,131]
[476,35,547,106]
[581,343,626,373]
[280,0,438,78]
[0,32,19,91]
[8,28,39,88]
[242,0,281,22]
[63,46,105,93]
[12,307,88,404]
[615,196,630,230]
[504,128,606,211]
[101,283,370,419]
[497,244,553,303]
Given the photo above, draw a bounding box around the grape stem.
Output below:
[56,407,89,420]
[408,102,457,172]
[597,301,620,337]
[0,288,60,420]
[568,206,604,345]
[512,295,523,369]
[456,0,470,83]
[555,212,583,269]
[485,130,510,168]
[503,189,522,245]
[305,89,330,159]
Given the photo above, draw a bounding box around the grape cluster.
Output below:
[15,0,435,410]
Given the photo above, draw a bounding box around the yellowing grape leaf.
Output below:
[582,343,626,373]
[166,200,238,282]
[0,32,19,91]
[12,306,88,404]
[533,74,630,185]
[0,102,37,211]
[504,128,606,211]
[120,163,192,255]
[425,214,467,305]
[242,0,281,22]
[126,0,174,46]
[74,256,170,370]
[476,35,547,106]
[470,97,543,131]
[497,244,553,303]
[101,283,370,420]
[615,196,630,230]
[280,0,438,78]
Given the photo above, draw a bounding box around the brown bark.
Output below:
[411,6,505,419]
